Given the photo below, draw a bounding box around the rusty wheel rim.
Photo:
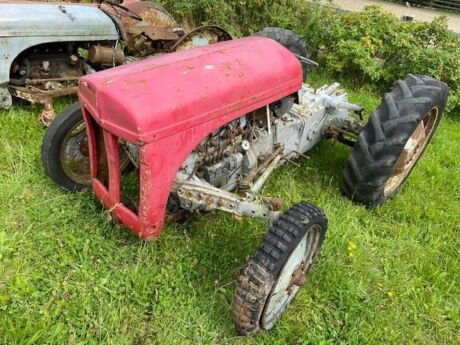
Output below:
[171,26,232,52]
[384,106,440,197]
[60,121,92,185]
[261,224,322,329]
[60,121,133,186]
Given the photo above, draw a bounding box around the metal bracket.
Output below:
[175,179,280,221]
[294,53,319,67]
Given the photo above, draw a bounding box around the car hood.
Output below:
[0,3,118,38]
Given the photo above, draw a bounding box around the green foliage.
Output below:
[157,0,311,36]
[158,0,460,114]
[315,6,460,114]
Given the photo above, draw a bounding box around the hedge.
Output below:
[158,0,460,115]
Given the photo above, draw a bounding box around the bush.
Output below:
[158,0,460,114]
[157,0,311,36]
[315,6,460,114]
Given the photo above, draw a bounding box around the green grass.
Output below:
[0,71,459,344]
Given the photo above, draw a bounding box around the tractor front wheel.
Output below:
[232,202,327,335]
[41,103,92,192]
[41,102,132,192]
[341,74,449,207]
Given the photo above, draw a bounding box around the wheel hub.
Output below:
[288,263,308,292]
[59,120,132,186]
[261,224,321,329]
[384,106,440,197]
[60,121,91,185]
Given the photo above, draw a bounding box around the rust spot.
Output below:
[58,5,76,21]
[262,196,284,211]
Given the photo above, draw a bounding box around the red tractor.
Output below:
[41,35,448,334]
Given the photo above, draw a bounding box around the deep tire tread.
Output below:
[341,75,449,207]
[232,202,327,335]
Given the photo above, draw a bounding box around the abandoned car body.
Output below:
[41,36,449,334]
[0,0,231,124]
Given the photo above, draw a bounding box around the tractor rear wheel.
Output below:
[254,27,309,81]
[232,202,327,335]
[341,74,449,207]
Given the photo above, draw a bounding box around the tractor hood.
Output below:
[0,3,120,110]
[79,37,302,144]
[0,3,119,38]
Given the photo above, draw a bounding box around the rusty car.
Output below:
[0,0,232,124]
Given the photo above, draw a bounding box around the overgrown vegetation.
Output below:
[159,0,460,114]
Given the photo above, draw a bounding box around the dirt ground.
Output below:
[323,0,460,33]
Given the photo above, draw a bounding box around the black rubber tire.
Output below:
[254,27,309,81]
[341,74,449,207]
[41,102,90,192]
[232,202,327,335]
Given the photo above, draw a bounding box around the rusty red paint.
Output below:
[79,37,302,240]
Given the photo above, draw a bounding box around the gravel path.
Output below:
[322,0,460,33]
